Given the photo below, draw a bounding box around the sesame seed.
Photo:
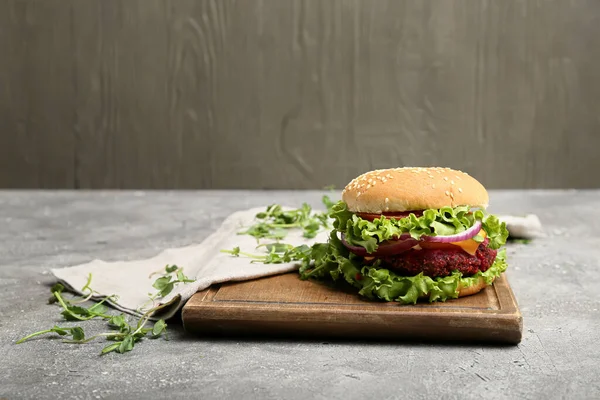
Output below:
[458,188,463,193]
[445,191,450,196]
[357,192,361,197]
[432,184,436,189]
[443,177,448,181]
[385,197,389,203]
[450,192,455,199]
[366,184,371,189]
[450,180,455,185]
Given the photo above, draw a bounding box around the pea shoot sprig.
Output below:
[138,264,196,313]
[148,265,195,300]
[238,195,335,241]
[16,265,195,355]
[222,194,337,264]
[221,243,312,264]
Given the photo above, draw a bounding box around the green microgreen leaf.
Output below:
[108,314,129,333]
[101,342,121,355]
[152,319,167,338]
[118,336,135,353]
[71,327,85,341]
[152,276,172,291]
[165,265,178,273]
[176,270,185,281]
[61,305,91,321]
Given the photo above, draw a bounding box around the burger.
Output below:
[299,166,509,304]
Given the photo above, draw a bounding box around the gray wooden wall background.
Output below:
[1,0,600,190]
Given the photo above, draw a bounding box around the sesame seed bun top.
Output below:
[341,167,489,213]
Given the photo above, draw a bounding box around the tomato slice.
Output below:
[356,210,423,221]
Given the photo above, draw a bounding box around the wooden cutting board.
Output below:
[182,272,522,344]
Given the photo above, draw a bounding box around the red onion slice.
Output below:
[420,220,482,243]
[340,233,419,257]
[340,220,483,256]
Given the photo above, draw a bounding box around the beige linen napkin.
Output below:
[51,206,330,320]
[50,207,542,321]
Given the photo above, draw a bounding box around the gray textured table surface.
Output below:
[1,190,599,400]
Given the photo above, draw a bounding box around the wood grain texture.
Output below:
[0,1,76,188]
[182,271,523,344]
[72,0,174,188]
[1,0,600,189]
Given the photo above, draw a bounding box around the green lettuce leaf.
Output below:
[298,230,508,305]
[329,200,509,253]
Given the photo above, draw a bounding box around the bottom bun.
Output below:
[456,276,495,298]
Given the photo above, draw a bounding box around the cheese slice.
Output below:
[450,229,487,256]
